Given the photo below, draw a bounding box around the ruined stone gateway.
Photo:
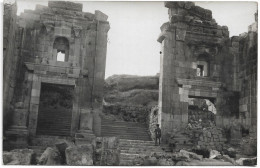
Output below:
[157,1,257,145]
[4,1,110,148]
[3,0,257,166]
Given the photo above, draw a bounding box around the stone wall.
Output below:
[195,126,227,151]
[236,17,257,133]
[148,106,159,140]
[3,2,19,131]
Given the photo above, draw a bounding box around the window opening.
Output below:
[57,50,65,62]
[197,65,204,76]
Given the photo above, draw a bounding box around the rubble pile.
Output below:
[188,106,216,129]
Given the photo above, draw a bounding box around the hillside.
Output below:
[104,74,159,107]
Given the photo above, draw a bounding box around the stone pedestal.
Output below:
[75,130,96,147]
[5,108,29,149]
[5,126,29,150]
[75,109,96,146]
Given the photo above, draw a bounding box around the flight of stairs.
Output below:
[37,107,72,136]
[101,117,165,165]
[101,117,151,141]
[119,139,164,166]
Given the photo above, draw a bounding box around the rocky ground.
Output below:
[3,138,256,166]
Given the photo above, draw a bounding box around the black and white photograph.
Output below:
[2,0,258,166]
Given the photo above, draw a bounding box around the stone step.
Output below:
[119,139,154,144]
[119,143,157,147]
[101,122,147,126]
[101,121,147,127]
[120,152,164,159]
[101,126,148,130]
[107,135,150,139]
[37,124,71,127]
[101,131,150,136]
[119,145,162,150]
[102,135,151,140]
[101,128,149,132]
[120,149,163,154]
[36,131,70,136]
[102,130,149,134]
[102,132,150,136]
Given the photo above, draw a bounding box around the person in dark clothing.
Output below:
[154,124,161,146]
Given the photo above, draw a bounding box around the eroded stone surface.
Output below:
[39,147,62,165]
[3,149,35,165]
[65,144,93,166]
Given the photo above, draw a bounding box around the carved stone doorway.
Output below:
[36,83,74,136]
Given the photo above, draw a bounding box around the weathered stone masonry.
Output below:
[3,2,19,131]
[157,2,257,142]
[4,1,110,148]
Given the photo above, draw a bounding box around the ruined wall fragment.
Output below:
[158,1,239,141]
[3,1,19,131]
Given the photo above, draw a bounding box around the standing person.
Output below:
[154,124,161,146]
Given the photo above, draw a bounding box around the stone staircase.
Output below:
[119,139,164,165]
[101,117,164,165]
[36,107,72,136]
[101,117,151,141]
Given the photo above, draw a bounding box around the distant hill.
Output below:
[104,74,159,107]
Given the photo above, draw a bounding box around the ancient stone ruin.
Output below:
[157,1,257,148]
[3,1,257,166]
[4,0,109,148]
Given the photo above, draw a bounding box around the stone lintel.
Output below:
[176,78,222,88]
[24,62,81,78]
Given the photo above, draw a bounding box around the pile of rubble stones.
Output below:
[131,149,256,166]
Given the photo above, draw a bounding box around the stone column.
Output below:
[28,74,41,136]
[157,2,190,143]
[5,102,29,149]
[5,72,33,149]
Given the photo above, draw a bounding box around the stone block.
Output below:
[95,10,108,21]
[176,29,186,41]
[48,1,83,12]
[65,144,93,165]
[30,96,40,105]
[39,147,62,165]
[3,149,34,165]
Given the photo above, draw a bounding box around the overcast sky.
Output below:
[14,0,257,78]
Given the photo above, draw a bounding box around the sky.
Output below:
[13,0,258,78]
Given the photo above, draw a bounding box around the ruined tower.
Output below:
[157,2,257,142]
[5,1,110,148]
